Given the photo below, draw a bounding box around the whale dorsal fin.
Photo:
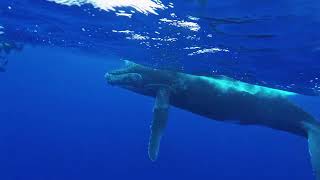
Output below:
[148,87,170,161]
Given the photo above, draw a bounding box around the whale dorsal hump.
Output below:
[148,87,170,161]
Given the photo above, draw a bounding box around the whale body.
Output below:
[105,60,320,180]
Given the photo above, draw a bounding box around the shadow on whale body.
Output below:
[106,60,320,179]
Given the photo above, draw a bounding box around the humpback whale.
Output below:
[105,60,320,180]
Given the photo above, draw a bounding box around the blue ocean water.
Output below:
[0,0,319,179]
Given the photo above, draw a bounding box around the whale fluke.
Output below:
[148,88,170,161]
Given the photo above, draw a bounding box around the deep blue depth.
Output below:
[0,47,315,179]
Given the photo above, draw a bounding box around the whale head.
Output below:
[105,60,178,96]
[105,61,145,90]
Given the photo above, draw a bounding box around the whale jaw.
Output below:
[106,72,143,87]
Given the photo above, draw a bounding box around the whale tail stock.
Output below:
[305,122,320,180]
[288,94,320,180]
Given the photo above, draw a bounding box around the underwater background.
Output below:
[0,0,320,179]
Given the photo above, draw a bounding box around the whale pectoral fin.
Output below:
[148,107,169,161]
[148,88,170,161]
[307,123,320,180]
